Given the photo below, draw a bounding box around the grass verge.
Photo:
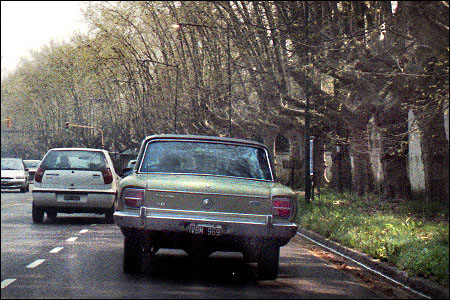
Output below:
[296,188,449,287]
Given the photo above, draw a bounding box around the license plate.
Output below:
[64,195,81,201]
[190,224,222,236]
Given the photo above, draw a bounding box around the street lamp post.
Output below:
[138,59,179,133]
[173,22,232,137]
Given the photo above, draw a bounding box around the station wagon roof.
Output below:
[143,134,267,149]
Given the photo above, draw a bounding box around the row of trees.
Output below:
[1,1,448,204]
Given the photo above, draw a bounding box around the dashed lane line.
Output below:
[50,247,64,253]
[3,227,94,291]
[1,279,16,289]
[26,259,46,269]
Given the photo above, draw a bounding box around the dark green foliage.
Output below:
[297,189,449,286]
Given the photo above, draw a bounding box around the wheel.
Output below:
[105,207,114,224]
[32,203,44,223]
[257,243,280,280]
[25,183,30,192]
[123,236,143,274]
[20,186,26,193]
[47,211,57,220]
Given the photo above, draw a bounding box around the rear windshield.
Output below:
[41,151,107,171]
[24,160,41,168]
[140,141,273,180]
[1,158,24,170]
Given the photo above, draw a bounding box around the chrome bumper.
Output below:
[114,207,298,240]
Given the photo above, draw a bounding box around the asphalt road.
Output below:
[1,186,417,299]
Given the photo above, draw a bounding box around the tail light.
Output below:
[272,196,293,218]
[101,168,113,184]
[34,167,45,183]
[122,188,145,208]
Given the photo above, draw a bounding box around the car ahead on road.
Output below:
[32,148,120,223]
[114,135,298,279]
[122,159,137,177]
[1,158,30,192]
[23,159,41,181]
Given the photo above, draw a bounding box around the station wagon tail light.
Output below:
[34,167,45,183]
[101,168,113,184]
[272,196,293,218]
[122,188,145,208]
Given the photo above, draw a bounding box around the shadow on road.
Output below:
[139,251,255,285]
[33,215,112,225]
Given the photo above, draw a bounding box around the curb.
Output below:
[297,228,449,299]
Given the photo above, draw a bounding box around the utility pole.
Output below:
[304,2,312,203]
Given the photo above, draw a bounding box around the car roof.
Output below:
[47,148,109,153]
[1,157,23,161]
[142,134,267,149]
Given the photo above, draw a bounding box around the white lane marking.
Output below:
[1,279,16,289]
[26,259,46,268]
[79,229,89,234]
[66,237,78,242]
[50,247,64,253]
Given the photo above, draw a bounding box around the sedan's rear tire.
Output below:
[105,207,114,224]
[257,243,280,280]
[123,236,143,274]
[32,203,44,223]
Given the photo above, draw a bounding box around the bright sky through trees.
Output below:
[1,1,89,77]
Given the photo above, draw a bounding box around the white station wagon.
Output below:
[32,148,120,223]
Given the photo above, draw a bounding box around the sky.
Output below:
[1,1,90,77]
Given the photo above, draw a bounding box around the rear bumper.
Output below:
[1,179,27,189]
[114,207,298,246]
[32,189,116,209]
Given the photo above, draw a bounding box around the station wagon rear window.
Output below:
[140,141,273,180]
[40,150,107,171]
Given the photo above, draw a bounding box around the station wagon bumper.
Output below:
[114,207,298,245]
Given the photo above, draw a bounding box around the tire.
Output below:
[105,207,114,224]
[20,186,26,193]
[47,211,57,220]
[32,203,44,223]
[123,236,143,274]
[257,243,280,280]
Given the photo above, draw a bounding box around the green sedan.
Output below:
[114,134,298,280]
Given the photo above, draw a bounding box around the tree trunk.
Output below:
[349,128,375,197]
[417,110,449,203]
[331,142,353,192]
[313,135,327,187]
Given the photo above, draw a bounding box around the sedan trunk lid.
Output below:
[143,174,273,215]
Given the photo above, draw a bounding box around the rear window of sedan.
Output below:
[140,141,273,180]
[40,151,107,171]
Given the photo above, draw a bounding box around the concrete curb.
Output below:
[297,228,449,299]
